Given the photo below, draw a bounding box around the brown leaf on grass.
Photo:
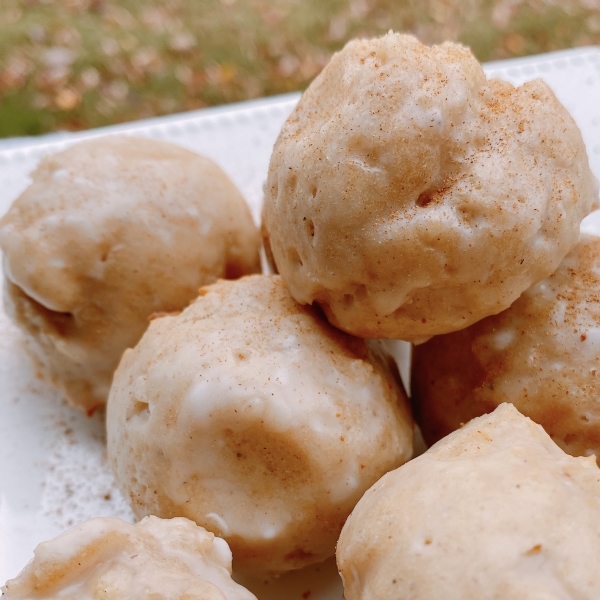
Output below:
[328,16,348,42]
[101,38,120,56]
[55,88,81,110]
[1,56,33,89]
[169,32,196,53]
[277,54,299,78]
[505,32,526,54]
[140,7,169,32]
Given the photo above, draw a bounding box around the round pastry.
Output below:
[262,32,598,341]
[337,403,600,600]
[107,274,413,574]
[0,136,260,412]
[2,516,257,600]
[412,233,600,459]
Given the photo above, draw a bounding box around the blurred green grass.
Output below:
[1,0,599,137]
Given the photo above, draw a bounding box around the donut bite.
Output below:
[413,234,600,459]
[337,404,600,600]
[2,516,256,600]
[107,275,413,574]
[0,136,260,412]
[262,33,598,341]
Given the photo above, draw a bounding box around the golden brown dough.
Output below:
[263,33,598,341]
[337,404,600,600]
[412,234,600,459]
[2,516,257,600]
[0,136,260,412]
[107,275,413,574]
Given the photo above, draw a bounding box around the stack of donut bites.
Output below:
[2,32,600,600]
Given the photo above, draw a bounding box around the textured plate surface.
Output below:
[1,47,600,597]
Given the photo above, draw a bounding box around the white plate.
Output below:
[1,47,600,598]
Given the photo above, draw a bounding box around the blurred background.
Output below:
[1,0,599,138]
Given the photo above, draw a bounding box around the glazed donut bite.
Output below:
[337,404,600,600]
[412,233,600,459]
[0,136,260,412]
[2,516,257,600]
[262,33,598,341]
[107,275,413,574]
